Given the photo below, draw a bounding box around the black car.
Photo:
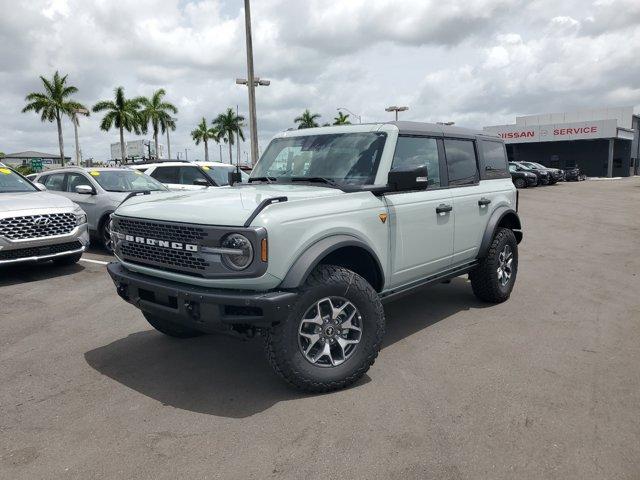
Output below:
[520,161,565,183]
[511,161,551,185]
[508,163,538,188]
[564,165,584,181]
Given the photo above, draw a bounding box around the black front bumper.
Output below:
[107,262,298,329]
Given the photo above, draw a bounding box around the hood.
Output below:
[0,191,76,213]
[114,183,343,226]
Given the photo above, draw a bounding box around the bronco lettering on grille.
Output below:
[124,234,198,252]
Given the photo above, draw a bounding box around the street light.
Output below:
[385,105,409,121]
[336,107,362,124]
[71,107,89,166]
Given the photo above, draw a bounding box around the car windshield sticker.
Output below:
[89,171,100,176]
[0,168,10,175]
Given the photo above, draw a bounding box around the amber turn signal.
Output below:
[261,238,268,262]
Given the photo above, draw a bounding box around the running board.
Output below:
[380,261,478,304]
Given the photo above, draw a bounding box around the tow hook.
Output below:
[184,300,200,320]
[116,284,129,301]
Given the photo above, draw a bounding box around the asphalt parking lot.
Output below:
[1,178,639,479]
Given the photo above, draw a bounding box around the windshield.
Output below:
[90,170,167,192]
[0,167,37,193]
[201,165,250,186]
[531,162,546,169]
[251,132,387,186]
[516,163,533,171]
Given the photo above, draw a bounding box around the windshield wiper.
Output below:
[248,176,277,183]
[290,176,340,187]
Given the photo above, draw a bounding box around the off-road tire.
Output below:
[513,178,526,189]
[265,265,385,393]
[53,252,82,266]
[143,312,205,338]
[470,227,518,303]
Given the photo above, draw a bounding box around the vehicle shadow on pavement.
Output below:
[0,262,85,287]
[84,277,487,418]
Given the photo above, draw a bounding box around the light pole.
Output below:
[336,107,362,124]
[71,107,89,166]
[385,105,409,121]
[185,148,190,161]
[237,0,270,166]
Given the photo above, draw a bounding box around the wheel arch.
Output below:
[478,207,522,259]
[279,235,385,292]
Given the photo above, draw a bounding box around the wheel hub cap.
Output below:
[298,297,363,367]
[497,244,513,287]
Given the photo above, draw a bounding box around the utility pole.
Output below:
[185,148,189,161]
[236,104,241,167]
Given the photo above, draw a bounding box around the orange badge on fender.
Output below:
[378,213,388,224]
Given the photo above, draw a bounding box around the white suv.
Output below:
[107,122,522,392]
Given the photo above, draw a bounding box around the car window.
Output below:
[66,173,91,192]
[150,167,179,184]
[444,139,478,186]
[200,165,246,186]
[178,166,209,185]
[391,136,440,187]
[0,167,37,192]
[509,164,517,173]
[42,173,65,191]
[90,170,166,192]
[479,140,509,180]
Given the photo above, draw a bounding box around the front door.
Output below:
[63,172,101,231]
[385,136,454,289]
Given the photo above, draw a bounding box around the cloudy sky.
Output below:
[1,0,639,163]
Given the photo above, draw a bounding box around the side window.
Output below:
[42,173,65,191]
[66,173,91,192]
[444,139,478,186]
[178,167,209,185]
[150,167,179,184]
[391,136,440,187]
[479,140,509,179]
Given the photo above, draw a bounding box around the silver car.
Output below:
[0,164,89,266]
[35,167,168,253]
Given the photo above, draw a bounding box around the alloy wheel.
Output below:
[497,244,513,287]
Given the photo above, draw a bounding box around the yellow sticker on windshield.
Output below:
[0,168,10,175]
[89,171,100,176]
[202,166,210,171]
[134,170,142,174]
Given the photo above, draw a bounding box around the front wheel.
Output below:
[101,215,114,254]
[265,265,385,392]
[513,178,526,189]
[470,228,518,303]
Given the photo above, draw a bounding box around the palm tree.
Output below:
[22,71,87,166]
[294,109,321,129]
[333,111,351,125]
[139,89,178,159]
[92,87,144,163]
[165,117,177,159]
[191,117,219,162]
[214,108,245,164]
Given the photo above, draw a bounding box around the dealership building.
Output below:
[484,107,639,177]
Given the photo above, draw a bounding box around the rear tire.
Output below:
[53,252,82,266]
[470,228,518,303]
[265,265,385,393]
[143,313,205,338]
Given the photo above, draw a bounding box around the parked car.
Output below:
[35,167,168,253]
[510,161,551,185]
[107,122,523,392]
[0,164,89,266]
[518,161,564,183]
[130,161,217,191]
[509,163,538,188]
[195,161,250,185]
[564,165,584,181]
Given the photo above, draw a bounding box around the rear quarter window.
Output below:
[479,140,510,180]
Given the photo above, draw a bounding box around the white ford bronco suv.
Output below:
[107,122,522,392]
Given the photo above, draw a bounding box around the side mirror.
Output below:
[193,178,210,187]
[387,165,429,192]
[75,185,94,195]
[228,170,242,186]
[34,182,47,191]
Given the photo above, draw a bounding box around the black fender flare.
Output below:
[478,207,523,258]
[279,235,385,290]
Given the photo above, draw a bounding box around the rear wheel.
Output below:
[265,265,385,392]
[470,228,518,303]
[143,313,205,338]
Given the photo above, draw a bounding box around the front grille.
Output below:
[0,213,76,240]
[120,242,210,273]
[0,241,82,261]
[117,218,208,243]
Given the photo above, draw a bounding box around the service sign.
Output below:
[484,119,618,144]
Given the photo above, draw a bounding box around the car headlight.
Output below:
[220,233,254,270]
[74,206,87,225]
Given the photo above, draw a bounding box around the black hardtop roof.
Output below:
[386,121,500,139]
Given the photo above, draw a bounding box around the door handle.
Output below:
[478,197,491,207]
[436,204,453,214]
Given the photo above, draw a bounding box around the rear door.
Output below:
[384,135,454,288]
[148,166,182,190]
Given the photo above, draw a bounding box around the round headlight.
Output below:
[221,233,253,270]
